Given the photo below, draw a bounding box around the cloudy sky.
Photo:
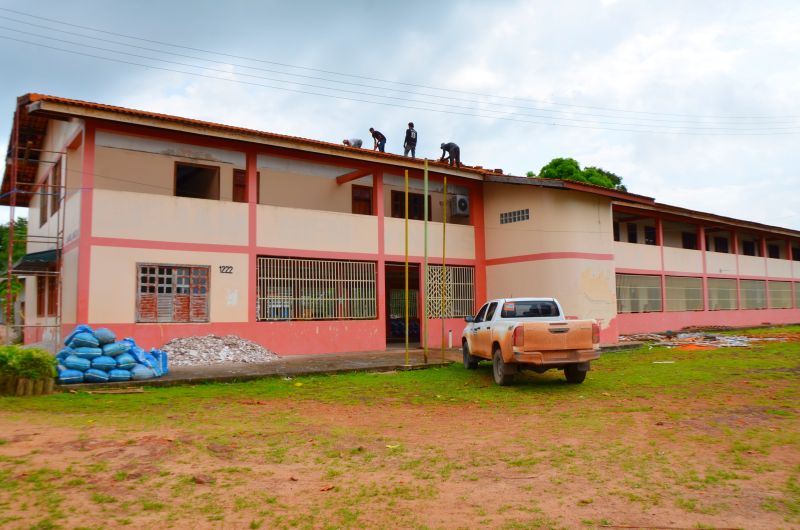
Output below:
[1,0,798,228]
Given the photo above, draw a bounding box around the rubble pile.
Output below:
[620,331,784,349]
[161,335,279,366]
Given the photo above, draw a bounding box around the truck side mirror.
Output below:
[464,316,474,323]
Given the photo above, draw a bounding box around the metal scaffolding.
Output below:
[3,103,66,348]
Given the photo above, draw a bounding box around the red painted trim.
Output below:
[698,225,709,311]
[471,181,487,310]
[486,252,614,267]
[76,123,94,323]
[247,149,258,324]
[374,171,386,338]
[91,237,249,254]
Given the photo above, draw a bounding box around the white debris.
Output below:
[161,335,279,366]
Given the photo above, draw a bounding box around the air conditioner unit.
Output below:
[449,194,470,217]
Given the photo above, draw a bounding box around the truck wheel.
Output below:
[564,364,587,384]
[492,347,515,386]
[462,342,478,370]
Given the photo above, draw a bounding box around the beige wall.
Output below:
[484,184,614,259]
[662,221,697,248]
[257,205,378,254]
[259,169,368,213]
[61,248,79,325]
[613,241,661,270]
[486,260,617,327]
[739,255,766,277]
[92,189,248,245]
[663,247,703,274]
[94,131,245,201]
[706,252,738,276]
[383,218,475,259]
[88,246,248,323]
[766,257,792,279]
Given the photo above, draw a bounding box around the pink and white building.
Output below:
[3,94,799,354]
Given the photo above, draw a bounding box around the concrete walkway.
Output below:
[60,348,454,391]
[58,342,641,391]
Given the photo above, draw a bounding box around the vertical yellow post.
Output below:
[441,174,447,361]
[404,169,409,366]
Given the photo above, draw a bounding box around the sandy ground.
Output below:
[0,380,797,529]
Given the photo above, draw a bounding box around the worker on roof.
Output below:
[369,128,387,152]
[403,122,417,158]
[342,138,363,148]
[440,142,461,168]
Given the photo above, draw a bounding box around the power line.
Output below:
[1,14,796,127]
[1,6,796,122]
[2,34,798,137]
[3,26,797,133]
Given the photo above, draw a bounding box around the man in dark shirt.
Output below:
[403,122,417,158]
[440,142,460,167]
[369,128,386,152]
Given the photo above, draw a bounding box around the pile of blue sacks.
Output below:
[56,325,169,385]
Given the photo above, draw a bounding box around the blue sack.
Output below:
[84,368,110,383]
[69,332,99,349]
[115,353,136,370]
[64,325,93,346]
[72,347,103,360]
[56,349,72,363]
[128,345,148,364]
[130,364,155,381]
[150,349,169,375]
[92,356,117,372]
[64,355,91,372]
[93,328,116,345]
[143,354,161,377]
[102,341,131,356]
[58,369,84,384]
[108,369,131,382]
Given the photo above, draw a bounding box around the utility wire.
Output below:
[0,6,795,121]
[1,14,796,127]
[2,34,798,137]
[3,26,796,132]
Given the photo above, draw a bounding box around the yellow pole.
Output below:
[404,169,409,366]
[441,174,447,362]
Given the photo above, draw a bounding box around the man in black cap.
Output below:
[369,128,386,152]
[403,122,417,158]
[440,142,460,168]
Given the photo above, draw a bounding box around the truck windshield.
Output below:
[500,300,560,318]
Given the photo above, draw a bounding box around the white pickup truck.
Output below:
[461,298,600,385]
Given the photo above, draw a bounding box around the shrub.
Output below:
[0,345,56,380]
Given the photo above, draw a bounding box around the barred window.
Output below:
[616,274,662,313]
[740,280,766,310]
[796,283,800,308]
[256,257,376,321]
[768,281,792,309]
[665,276,703,311]
[137,264,209,322]
[708,278,737,310]
[426,265,475,318]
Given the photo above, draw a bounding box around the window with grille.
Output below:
[665,276,703,311]
[256,257,376,321]
[708,278,737,310]
[740,280,766,309]
[768,281,792,309]
[796,283,800,307]
[616,274,662,313]
[137,264,209,322]
[425,265,475,318]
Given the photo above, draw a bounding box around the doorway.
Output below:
[385,263,420,344]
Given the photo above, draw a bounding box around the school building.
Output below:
[3,94,799,354]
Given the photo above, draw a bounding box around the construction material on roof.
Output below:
[161,335,279,366]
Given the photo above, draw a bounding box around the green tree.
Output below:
[0,218,28,315]
[537,157,587,183]
[528,159,627,191]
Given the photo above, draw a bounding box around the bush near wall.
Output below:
[0,345,56,396]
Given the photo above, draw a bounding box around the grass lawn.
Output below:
[0,327,798,529]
